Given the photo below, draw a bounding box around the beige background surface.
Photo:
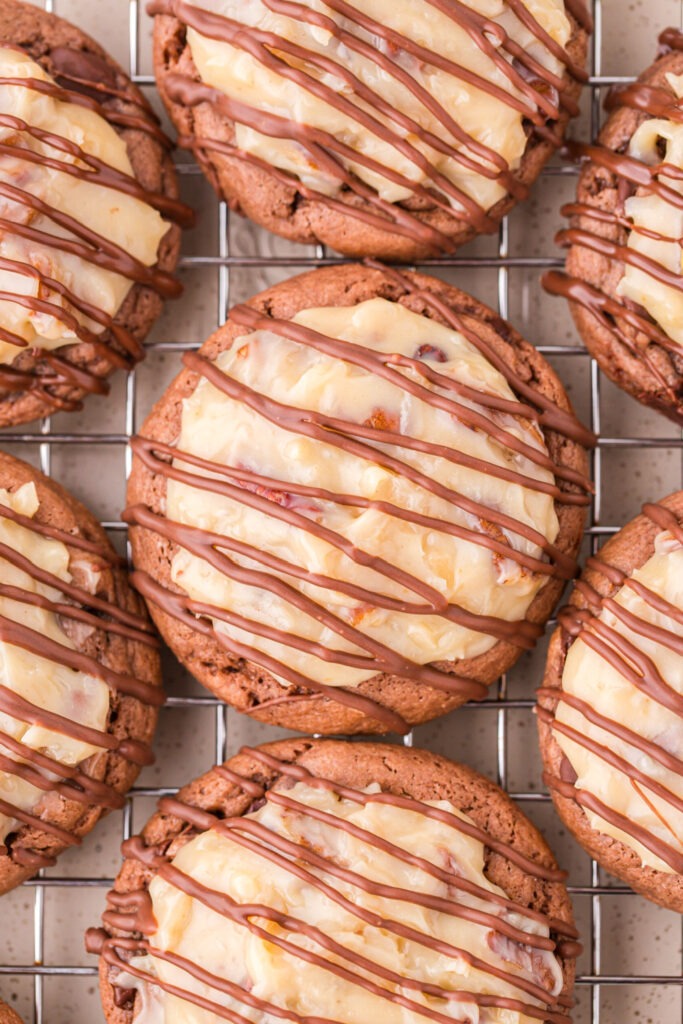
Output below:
[0,0,681,1021]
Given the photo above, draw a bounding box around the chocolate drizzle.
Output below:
[539,500,683,874]
[0,480,162,871]
[88,745,579,1024]
[544,29,683,420]
[127,267,592,734]
[149,0,588,252]
[0,44,193,413]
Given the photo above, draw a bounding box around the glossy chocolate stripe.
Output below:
[158,4,492,218]
[266,788,559,954]
[162,798,567,1012]
[547,31,683,407]
[131,569,485,734]
[263,0,527,192]
[0,112,192,224]
[0,683,152,765]
[543,271,682,403]
[540,501,683,871]
[0,730,124,809]
[132,435,563,578]
[545,773,683,873]
[92,749,574,1023]
[230,302,592,496]
[368,262,597,447]
[0,536,152,633]
[129,271,589,728]
[0,56,191,404]
[537,705,683,813]
[183,350,578,571]
[150,0,586,250]
[249,748,568,883]
[166,73,469,249]
[128,501,538,647]
[0,480,161,865]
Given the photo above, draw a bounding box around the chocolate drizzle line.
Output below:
[544,29,683,418]
[0,485,162,869]
[539,501,683,873]
[88,746,578,1023]
[127,267,592,733]
[149,0,587,252]
[0,47,193,411]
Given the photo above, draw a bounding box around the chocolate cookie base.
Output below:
[94,737,577,1024]
[127,263,589,735]
[0,452,162,894]
[151,8,587,261]
[0,1001,22,1024]
[0,0,182,427]
[538,491,683,912]
[562,45,683,423]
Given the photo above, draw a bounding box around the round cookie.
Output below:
[0,0,192,426]
[538,493,683,912]
[126,263,592,735]
[0,451,163,893]
[0,1000,21,1024]
[545,29,683,423]
[149,0,590,261]
[88,738,580,1024]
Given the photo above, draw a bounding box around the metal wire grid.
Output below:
[0,0,680,1021]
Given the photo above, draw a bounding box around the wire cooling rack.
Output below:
[0,1,682,1022]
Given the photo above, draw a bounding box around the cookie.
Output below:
[126,263,592,735]
[88,737,580,1024]
[149,0,590,261]
[545,29,683,423]
[0,0,193,427]
[0,452,163,893]
[0,1001,21,1024]
[538,493,683,912]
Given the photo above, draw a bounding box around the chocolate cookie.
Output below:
[545,29,683,424]
[0,1001,21,1024]
[126,263,592,735]
[149,0,590,261]
[88,737,580,1024]
[0,451,163,893]
[538,493,683,912]
[0,0,192,427]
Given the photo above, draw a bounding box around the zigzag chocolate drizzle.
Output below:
[544,28,683,419]
[0,45,193,412]
[0,494,162,870]
[149,0,589,253]
[126,266,593,734]
[87,745,580,1024]
[539,501,683,874]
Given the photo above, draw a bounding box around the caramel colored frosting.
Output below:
[90,747,578,1024]
[541,503,683,874]
[150,0,588,251]
[127,276,592,732]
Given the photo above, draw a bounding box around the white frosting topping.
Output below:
[121,779,564,1024]
[185,0,572,214]
[617,72,683,347]
[0,48,168,361]
[0,482,109,842]
[166,297,560,691]
[556,530,683,873]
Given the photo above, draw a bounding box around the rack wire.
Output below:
[0,0,682,1021]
